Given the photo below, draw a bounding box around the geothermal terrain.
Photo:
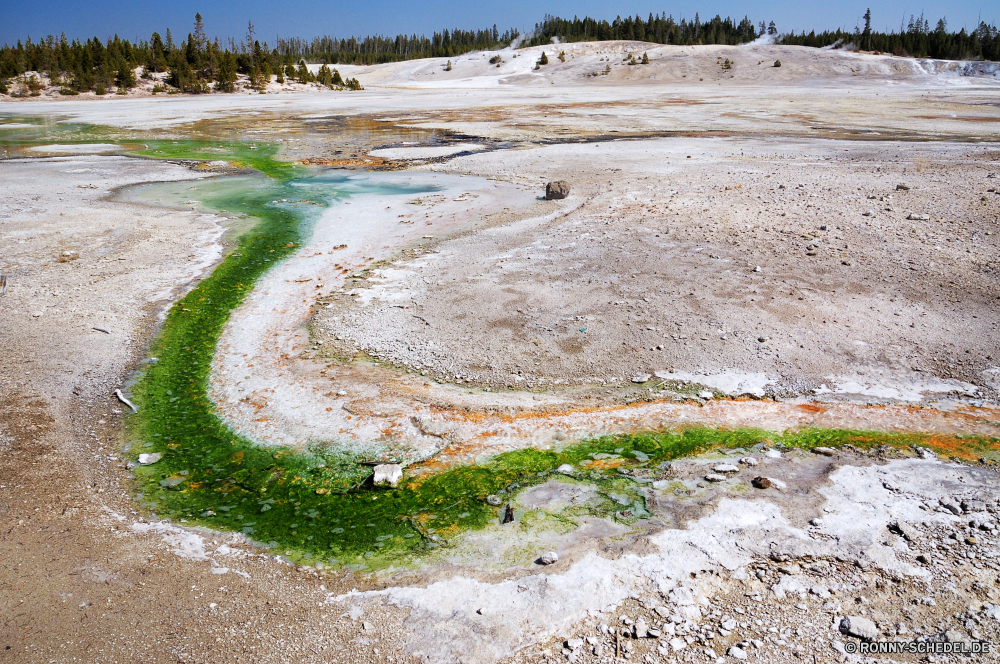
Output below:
[2,41,1000,664]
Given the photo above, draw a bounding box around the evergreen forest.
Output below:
[1,9,998,96]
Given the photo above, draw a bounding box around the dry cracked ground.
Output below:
[2,42,1000,664]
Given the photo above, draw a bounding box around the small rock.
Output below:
[896,183,910,190]
[372,464,403,488]
[138,452,162,465]
[888,521,919,542]
[537,551,559,565]
[336,390,347,396]
[362,621,373,631]
[556,464,574,474]
[668,587,695,606]
[940,497,962,515]
[966,536,978,545]
[633,619,649,638]
[545,181,571,200]
[840,616,879,640]
[962,499,988,512]
[907,212,930,221]
[812,447,835,456]
[669,637,687,652]
[751,476,773,489]
[486,494,502,506]
[721,619,738,631]
[753,266,761,273]
[809,518,824,527]
[566,638,583,650]
[862,209,874,217]
[631,373,652,383]
[728,645,748,660]
[713,464,740,474]
[698,390,714,399]
[31,311,43,317]
[647,628,661,638]
[739,456,758,466]
[58,250,79,262]
[704,474,728,483]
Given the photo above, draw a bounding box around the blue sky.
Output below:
[4,0,997,46]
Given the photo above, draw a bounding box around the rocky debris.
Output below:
[896,183,910,190]
[58,250,79,262]
[704,473,728,482]
[372,463,402,487]
[556,464,574,474]
[545,181,571,200]
[727,645,748,659]
[486,494,502,506]
[812,446,835,456]
[907,212,930,220]
[537,551,559,565]
[697,390,714,399]
[840,615,879,640]
[713,464,740,474]
[138,452,162,465]
[739,456,758,466]
[751,476,773,489]
[565,637,583,650]
[631,373,651,383]
[862,209,874,216]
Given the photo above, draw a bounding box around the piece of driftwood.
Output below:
[93,327,110,334]
[115,389,138,413]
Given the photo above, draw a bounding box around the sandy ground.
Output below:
[2,43,1000,663]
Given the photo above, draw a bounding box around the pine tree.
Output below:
[538,51,548,65]
[641,51,649,64]
[215,52,236,92]
[863,9,872,50]
[115,61,136,89]
[194,13,206,50]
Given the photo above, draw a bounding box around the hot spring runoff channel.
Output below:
[119,144,999,572]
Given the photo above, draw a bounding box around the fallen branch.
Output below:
[115,389,137,413]
[93,327,110,334]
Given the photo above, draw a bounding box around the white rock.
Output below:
[728,645,748,660]
[138,453,162,465]
[840,616,879,640]
[809,518,824,527]
[698,390,714,399]
[538,551,559,565]
[556,464,574,474]
[721,619,738,631]
[669,637,688,652]
[668,587,696,606]
[713,464,740,474]
[631,374,652,383]
[812,446,836,456]
[739,457,758,466]
[372,464,403,487]
[765,449,782,458]
[566,638,583,650]
[704,474,728,483]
